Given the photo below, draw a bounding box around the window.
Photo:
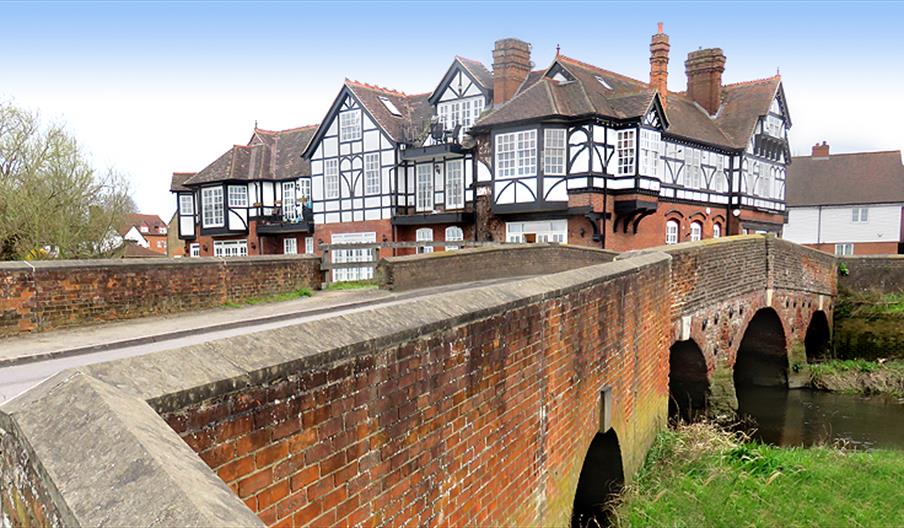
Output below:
[544,129,566,176]
[438,97,485,133]
[416,164,434,212]
[339,110,361,142]
[298,178,311,202]
[690,222,702,241]
[364,153,380,195]
[201,187,224,227]
[713,223,721,239]
[305,237,314,254]
[282,181,297,221]
[228,185,248,208]
[378,96,401,116]
[639,129,661,178]
[710,155,725,192]
[505,220,567,244]
[331,232,376,282]
[214,240,247,257]
[445,226,464,250]
[324,159,339,199]
[852,207,869,223]
[190,243,200,257]
[685,149,701,188]
[495,130,537,178]
[666,220,679,245]
[283,238,297,255]
[180,195,194,216]
[140,225,149,233]
[835,243,854,256]
[617,129,636,175]
[446,160,464,209]
[416,228,433,254]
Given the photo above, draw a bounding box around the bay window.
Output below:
[639,129,661,178]
[617,129,636,175]
[495,130,537,178]
[201,187,223,227]
[228,185,247,208]
[544,129,566,176]
[179,194,194,216]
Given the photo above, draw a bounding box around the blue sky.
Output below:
[3,1,903,220]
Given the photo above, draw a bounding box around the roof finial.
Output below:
[556,43,560,57]
[657,21,663,34]
[776,67,781,78]
[254,119,258,129]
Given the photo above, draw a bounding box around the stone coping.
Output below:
[380,242,618,264]
[0,252,670,527]
[0,254,320,271]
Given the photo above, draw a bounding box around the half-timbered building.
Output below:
[171,125,317,257]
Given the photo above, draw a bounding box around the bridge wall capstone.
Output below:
[0,255,321,337]
[0,237,839,528]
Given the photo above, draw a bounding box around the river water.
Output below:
[736,387,904,450]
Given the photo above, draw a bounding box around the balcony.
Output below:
[256,204,314,234]
[754,133,790,161]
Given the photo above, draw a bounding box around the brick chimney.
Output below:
[685,48,726,115]
[649,22,670,110]
[493,38,532,105]
[812,141,830,159]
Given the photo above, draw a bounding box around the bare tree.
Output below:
[0,101,135,260]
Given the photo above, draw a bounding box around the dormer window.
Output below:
[437,96,484,135]
[339,109,362,142]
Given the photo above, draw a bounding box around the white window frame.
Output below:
[228,185,248,208]
[305,237,314,255]
[416,164,434,212]
[445,226,464,250]
[639,129,661,178]
[446,160,464,209]
[617,129,636,176]
[690,221,703,241]
[201,187,224,228]
[282,181,297,221]
[283,238,297,255]
[189,243,200,257]
[543,129,566,176]
[835,243,854,256]
[339,109,361,142]
[685,149,702,189]
[504,220,567,244]
[495,130,537,178]
[713,223,721,239]
[298,178,312,202]
[416,228,434,254]
[851,207,869,223]
[364,153,380,196]
[666,220,679,245]
[324,159,339,199]
[213,240,247,257]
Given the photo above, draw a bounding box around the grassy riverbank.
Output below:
[613,423,904,528]
[808,359,904,397]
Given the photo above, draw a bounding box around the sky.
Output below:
[3,1,903,221]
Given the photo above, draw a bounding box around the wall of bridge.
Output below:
[0,255,321,337]
[0,236,838,528]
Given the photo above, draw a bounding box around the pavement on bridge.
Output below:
[0,276,532,405]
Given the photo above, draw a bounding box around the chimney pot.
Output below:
[812,142,830,158]
[685,48,726,115]
[649,23,670,111]
[493,38,532,105]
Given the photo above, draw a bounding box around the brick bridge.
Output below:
[0,236,836,527]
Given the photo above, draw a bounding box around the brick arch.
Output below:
[571,429,624,527]
[668,339,709,421]
[804,310,832,361]
[734,307,789,388]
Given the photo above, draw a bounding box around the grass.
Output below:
[223,287,312,308]
[613,422,904,528]
[808,359,904,397]
[324,279,378,291]
[836,291,904,318]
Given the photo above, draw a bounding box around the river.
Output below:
[736,386,904,450]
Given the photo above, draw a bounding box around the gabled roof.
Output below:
[119,213,167,236]
[121,243,166,259]
[176,125,317,188]
[302,80,433,158]
[427,57,494,105]
[787,150,904,207]
[474,53,784,151]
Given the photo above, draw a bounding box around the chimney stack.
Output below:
[649,22,670,110]
[812,141,830,158]
[493,38,532,105]
[685,48,726,116]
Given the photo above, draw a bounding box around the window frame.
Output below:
[305,237,314,254]
[228,185,248,208]
[495,130,537,178]
[713,223,722,239]
[446,159,464,209]
[416,164,434,212]
[543,128,566,176]
[189,243,200,257]
[665,220,679,245]
[416,227,434,254]
[617,129,636,176]
[835,243,854,256]
[339,109,362,142]
[282,181,297,221]
[324,159,340,199]
[364,153,381,196]
[690,221,703,241]
[851,207,869,223]
[213,240,248,257]
[445,226,464,250]
[283,238,298,255]
[201,186,224,228]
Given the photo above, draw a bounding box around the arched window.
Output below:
[445,226,464,251]
[416,228,433,254]
[712,223,722,239]
[690,222,702,241]
[666,220,679,245]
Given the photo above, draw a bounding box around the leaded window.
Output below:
[364,153,380,195]
[544,129,566,176]
[201,187,223,227]
[339,110,361,142]
[324,159,339,199]
[617,129,636,176]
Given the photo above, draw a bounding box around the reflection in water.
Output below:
[736,387,904,450]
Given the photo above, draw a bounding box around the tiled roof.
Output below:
[170,172,193,192]
[345,80,433,144]
[476,53,782,151]
[787,150,904,206]
[119,213,167,236]
[179,125,317,187]
[455,56,494,90]
[121,243,166,258]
